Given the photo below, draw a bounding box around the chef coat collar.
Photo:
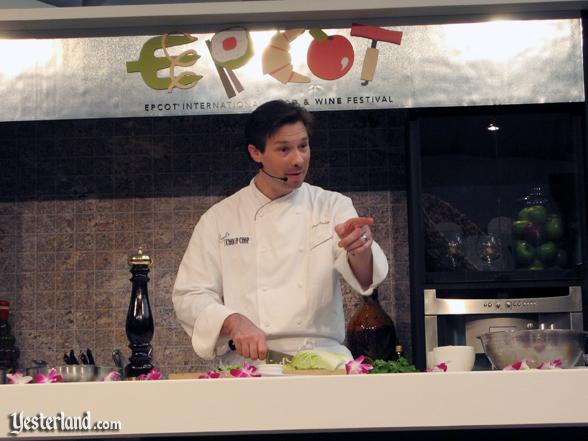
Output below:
[249,176,302,207]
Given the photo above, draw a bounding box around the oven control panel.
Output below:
[482,300,538,310]
[424,286,582,315]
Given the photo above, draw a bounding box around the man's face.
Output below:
[249,121,311,195]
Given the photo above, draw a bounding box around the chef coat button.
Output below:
[264,322,270,327]
[296,210,302,215]
[259,213,264,218]
[298,246,304,252]
[296,319,302,326]
[260,247,267,253]
[262,287,268,292]
[298,283,303,289]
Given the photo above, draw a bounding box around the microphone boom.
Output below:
[261,167,288,182]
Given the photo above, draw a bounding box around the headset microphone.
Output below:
[260,165,288,182]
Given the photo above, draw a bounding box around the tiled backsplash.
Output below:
[0,109,410,376]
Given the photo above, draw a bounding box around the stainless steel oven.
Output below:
[424,286,583,369]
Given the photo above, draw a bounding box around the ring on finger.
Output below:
[361,233,369,242]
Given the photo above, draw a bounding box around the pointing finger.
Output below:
[335,217,374,238]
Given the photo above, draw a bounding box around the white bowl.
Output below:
[432,345,475,372]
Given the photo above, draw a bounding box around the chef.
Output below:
[172,100,389,364]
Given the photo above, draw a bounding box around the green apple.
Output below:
[512,220,530,237]
[527,205,547,225]
[514,240,535,265]
[536,241,557,264]
[544,214,563,241]
[529,259,545,271]
[518,207,532,221]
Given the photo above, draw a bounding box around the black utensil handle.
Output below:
[228,340,236,351]
[80,352,89,365]
[64,353,71,365]
[86,348,95,365]
[69,349,79,364]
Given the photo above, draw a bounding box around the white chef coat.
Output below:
[172,178,389,360]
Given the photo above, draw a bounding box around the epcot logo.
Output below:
[126,25,402,98]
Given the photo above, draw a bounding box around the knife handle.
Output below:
[228,340,236,351]
[69,349,79,365]
[86,348,95,365]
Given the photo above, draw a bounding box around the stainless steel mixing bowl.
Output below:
[25,365,122,382]
[479,329,588,369]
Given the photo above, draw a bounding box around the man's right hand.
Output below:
[221,313,267,360]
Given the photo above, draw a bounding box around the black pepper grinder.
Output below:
[0,300,20,370]
[125,248,155,378]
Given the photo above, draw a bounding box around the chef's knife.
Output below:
[265,349,293,365]
[228,340,293,364]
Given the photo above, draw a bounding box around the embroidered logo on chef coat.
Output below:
[219,232,250,246]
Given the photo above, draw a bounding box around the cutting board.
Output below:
[168,372,206,380]
[282,366,346,375]
[168,368,346,379]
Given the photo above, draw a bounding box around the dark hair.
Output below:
[245,100,313,153]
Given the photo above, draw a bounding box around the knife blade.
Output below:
[265,349,293,365]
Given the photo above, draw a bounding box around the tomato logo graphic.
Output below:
[307,28,354,81]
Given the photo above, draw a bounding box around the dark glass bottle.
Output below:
[346,289,397,360]
[0,300,20,370]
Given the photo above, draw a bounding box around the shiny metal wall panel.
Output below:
[0,18,582,121]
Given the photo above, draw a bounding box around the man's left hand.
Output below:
[335,216,374,257]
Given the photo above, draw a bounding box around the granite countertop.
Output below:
[1,369,587,439]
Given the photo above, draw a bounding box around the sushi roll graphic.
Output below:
[207,27,253,98]
[209,27,254,70]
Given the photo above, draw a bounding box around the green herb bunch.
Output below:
[369,357,419,374]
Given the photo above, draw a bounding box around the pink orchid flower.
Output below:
[145,368,162,380]
[229,363,261,378]
[103,371,121,382]
[198,371,222,379]
[6,371,33,384]
[345,356,373,375]
[537,359,562,370]
[503,359,531,370]
[137,368,162,381]
[426,362,448,372]
[34,368,62,384]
